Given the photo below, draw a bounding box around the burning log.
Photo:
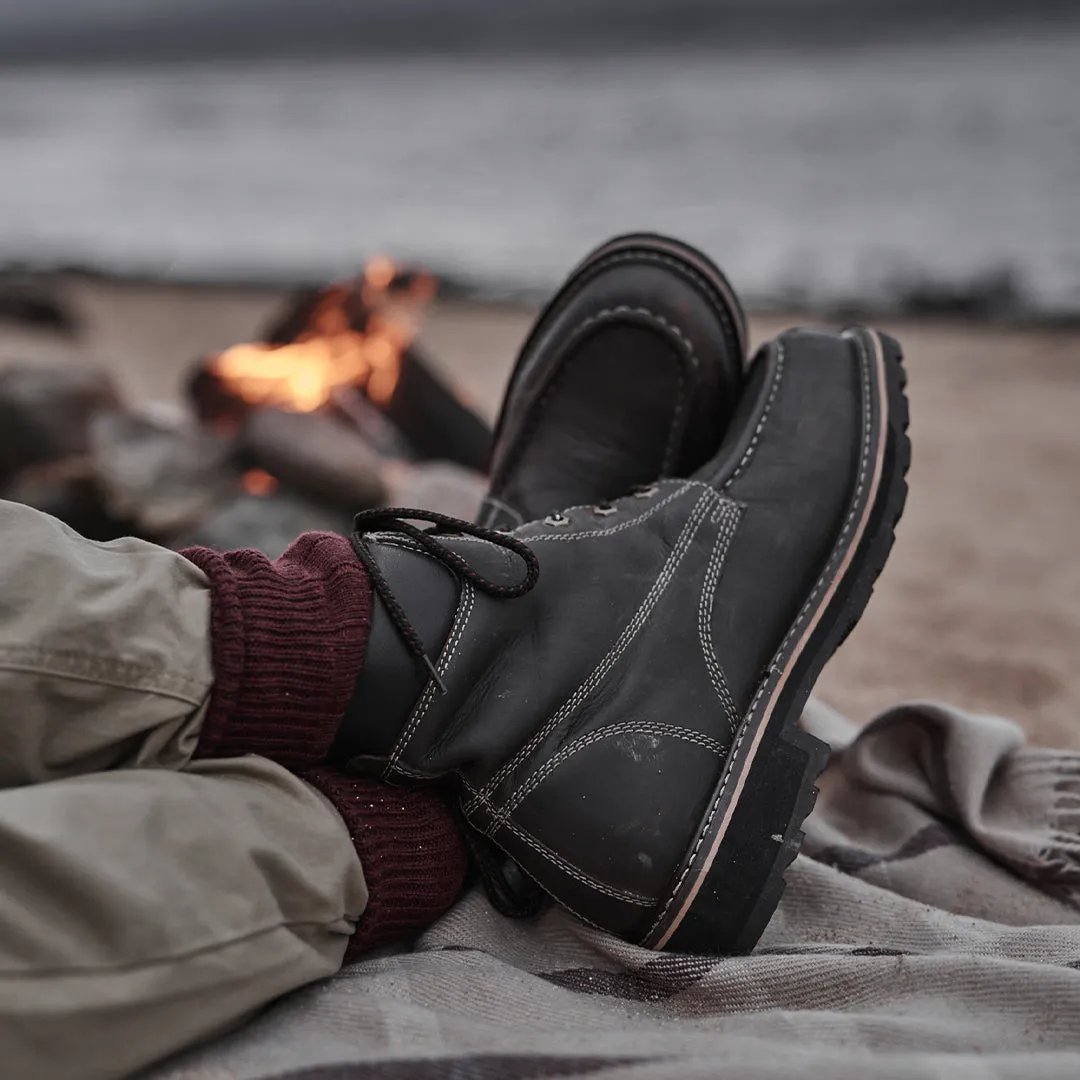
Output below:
[378,344,490,471]
[328,386,414,462]
[189,258,492,472]
[238,407,387,510]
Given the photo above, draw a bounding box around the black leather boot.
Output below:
[478,233,746,530]
[340,326,910,955]
[474,232,747,916]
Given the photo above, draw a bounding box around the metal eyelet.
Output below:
[543,512,571,527]
[592,502,617,517]
[632,484,659,499]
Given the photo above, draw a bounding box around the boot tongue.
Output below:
[334,509,540,772]
[333,537,460,771]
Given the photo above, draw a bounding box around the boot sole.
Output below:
[642,327,911,954]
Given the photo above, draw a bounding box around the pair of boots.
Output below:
[331,233,910,954]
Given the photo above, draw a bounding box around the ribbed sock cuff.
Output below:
[303,768,469,959]
[182,532,372,769]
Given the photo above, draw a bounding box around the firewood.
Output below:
[238,407,388,510]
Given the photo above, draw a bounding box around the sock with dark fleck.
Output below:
[304,768,469,958]
[183,532,469,954]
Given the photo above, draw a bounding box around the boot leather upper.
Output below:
[480,243,745,529]
[345,328,873,939]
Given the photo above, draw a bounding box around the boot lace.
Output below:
[350,507,540,693]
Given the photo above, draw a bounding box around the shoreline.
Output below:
[4,7,1078,66]
[2,273,1079,750]
[5,266,1080,330]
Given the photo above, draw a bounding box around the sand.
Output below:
[2,274,1078,748]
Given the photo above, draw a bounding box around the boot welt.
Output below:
[644,327,911,954]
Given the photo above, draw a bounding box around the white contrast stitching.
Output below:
[385,580,476,779]
[645,331,876,940]
[448,480,711,544]
[371,536,424,555]
[463,489,719,815]
[458,776,618,929]
[391,761,435,780]
[562,305,695,475]
[642,673,774,939]
[568,247,744,362]
[722,341,785,490]
[471,489,719,808]
[494,721,728,827]
[517,481,697,542]
[494,817,654,906]
[480,494,525,527]
[460,775,652,914]
[359,531,459,778]
[495,299,696,500]
[698,502,742,735]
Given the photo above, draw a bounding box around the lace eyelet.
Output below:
[632,484,659,499]
[592,503,617,517]
[543,512,571,527]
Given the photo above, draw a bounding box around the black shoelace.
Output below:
[350,507,540,694]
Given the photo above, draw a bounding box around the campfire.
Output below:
[0,259,493,555]
[190,259,490,476]
[210,257,429,414]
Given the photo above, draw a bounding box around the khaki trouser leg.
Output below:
[0,501,368,1080]
[0,497,215,784]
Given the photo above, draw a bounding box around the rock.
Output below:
[238,407,388,510]
[383,459,488,521]
[88,410,236,539]
[0,277,77,333]
[895,266,1028,319]
[1,457,134,542]
[0,363,122,483]
[170,492,353,559]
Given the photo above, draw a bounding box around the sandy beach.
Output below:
[2,274,1078,749]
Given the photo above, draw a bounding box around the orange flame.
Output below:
[212,258,435,413]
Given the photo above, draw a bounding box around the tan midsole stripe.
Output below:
[652,329,890,949]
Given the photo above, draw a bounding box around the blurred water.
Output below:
[1,30,1078,312]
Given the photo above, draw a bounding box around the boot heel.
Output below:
[645,327,909,955]
[646,718,829,954]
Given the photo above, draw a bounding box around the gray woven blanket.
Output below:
[147,700,1080,1079]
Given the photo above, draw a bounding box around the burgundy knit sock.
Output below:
[304,769,469,959]
[183,532,471,957]
[182,532,372,768]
